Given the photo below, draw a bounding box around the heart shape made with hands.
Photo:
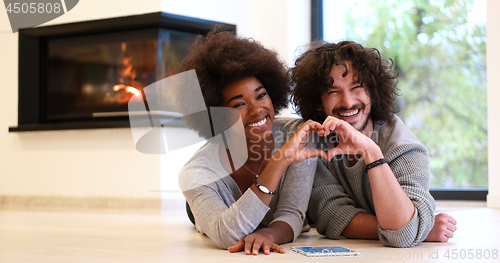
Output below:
[320,117,376,162]
[280,118,372,163]
[277,120,329,163]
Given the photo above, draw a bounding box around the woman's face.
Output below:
[222,76,275,143]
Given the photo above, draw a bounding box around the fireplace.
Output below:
[9,12,236,132]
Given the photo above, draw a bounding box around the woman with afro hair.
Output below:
[178,30,327,255]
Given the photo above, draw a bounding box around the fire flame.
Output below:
[109,43,143,103]
[113,84,140,96]
[126,86,141,96]
[112,84,141,102]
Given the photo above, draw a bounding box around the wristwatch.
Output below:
[254,179,276,195]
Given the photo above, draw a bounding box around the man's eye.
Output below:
[257,92,267,99]
[327,90,338,95]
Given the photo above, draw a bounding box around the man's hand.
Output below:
[228,229,285,255]
[424,213,457,242]
[322,116,378,162]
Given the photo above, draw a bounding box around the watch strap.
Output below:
[254,179,275,195]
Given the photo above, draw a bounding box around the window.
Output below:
[313,0,487,199]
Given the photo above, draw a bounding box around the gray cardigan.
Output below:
[308,115,436,248]
[179,118,318,249]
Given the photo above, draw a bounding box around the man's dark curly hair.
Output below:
[178,30,290,139]
[290,41,399,124]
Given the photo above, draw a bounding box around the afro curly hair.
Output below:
[177,30,290,139]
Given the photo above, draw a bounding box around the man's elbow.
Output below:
[378,216,425,248]
[379,232,421,248]
[379,220,409,232]
[379,209,416,231]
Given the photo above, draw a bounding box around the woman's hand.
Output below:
[228,229,285,255]
[278,120,328,164]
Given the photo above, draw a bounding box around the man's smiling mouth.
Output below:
[337,109,360,118]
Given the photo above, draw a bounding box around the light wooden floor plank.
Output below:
[0,200,498,262]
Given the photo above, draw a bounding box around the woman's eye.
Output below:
[233,102,244,108]
[257,92,267,99]
[327,90,338,95]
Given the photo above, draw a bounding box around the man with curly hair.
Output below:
[290,41,457,248]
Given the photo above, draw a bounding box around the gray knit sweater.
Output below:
[179,118,318,249]
[308,115,436,248]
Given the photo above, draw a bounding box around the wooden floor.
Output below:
[1,195,499,263]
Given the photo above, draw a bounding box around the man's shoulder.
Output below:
[272,117,305,143]
[376,115,425,157]
[273,117,305,132]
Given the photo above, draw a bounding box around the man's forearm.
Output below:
[363,145,415,231]
[341,213,379,239]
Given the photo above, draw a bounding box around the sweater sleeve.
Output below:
[179,145,271,250]
[268,119,320,241]
[378,143,436,248]
[182,180,270,249]
[308,158,367,239]
[270,156,318,241]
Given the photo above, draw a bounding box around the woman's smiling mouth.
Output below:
[247,116,268,128]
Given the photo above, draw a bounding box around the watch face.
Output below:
[258,185,270,194]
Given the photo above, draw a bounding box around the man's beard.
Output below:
[357,111,371,133]
[332,103,371,133]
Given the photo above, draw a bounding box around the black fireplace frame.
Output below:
[9,12,236,132]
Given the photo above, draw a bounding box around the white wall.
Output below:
[0,0,165,199]
[0,0,310,199]
[160,0,311,117]
[160,0,310,64]
[487,0,500,208]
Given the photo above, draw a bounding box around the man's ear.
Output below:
[315,107,326,122]
[317,106,325,115]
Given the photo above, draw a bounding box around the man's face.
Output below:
[320,62,373,135]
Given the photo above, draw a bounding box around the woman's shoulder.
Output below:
[178,141,226,192]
